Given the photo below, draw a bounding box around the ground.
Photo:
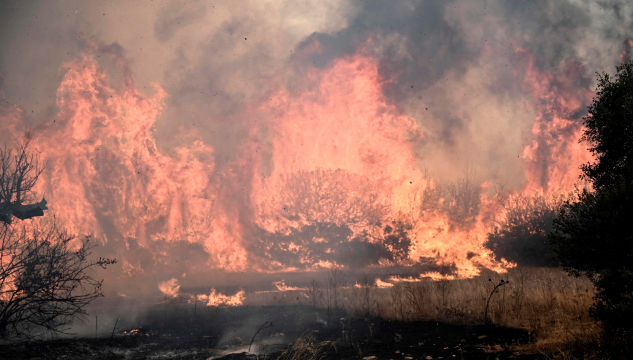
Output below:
[0,305,543,359]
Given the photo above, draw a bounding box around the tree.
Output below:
[0,138,116,339]
[580,61,633,189]
[0,137,48,224]
[0,223,115,339]
[550,182,633,331]
[549,62,633,336]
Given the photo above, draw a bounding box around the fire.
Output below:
[619,39,633,65]
[375,279,394,288]
[272,280,307,292]
[27,52,248,271]
[423,272,457,281]
[388,276,421,283]
[0,38,605,283]
[515,48,594,194]
[158,278,180,298]
[255,54,426,223]
[198,289,245,307]
[251,53,512,277]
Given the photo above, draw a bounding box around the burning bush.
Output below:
[255,169,414,269]
[421,170,482,230]
[258,169,389,231]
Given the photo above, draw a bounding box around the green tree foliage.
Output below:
[550,182,633,331]
[581,62,633,189]
[550,62,633,337]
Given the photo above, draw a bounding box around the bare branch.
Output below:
[0,135,47,224]
[0,219,116,340]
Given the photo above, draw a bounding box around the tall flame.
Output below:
[30,53,248,272]
[516,48,594,194]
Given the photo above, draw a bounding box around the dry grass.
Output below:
[372,268,598,355]
[273,334,330,360]
[247,267,604,358]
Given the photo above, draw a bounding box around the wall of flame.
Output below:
[0,37,603,284]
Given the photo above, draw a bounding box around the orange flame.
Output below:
[158,278,180,298]
[515,48,594,194]
[619,39,633,65]
[198,288,245,307]
[251,53,511,277]
[272,280,307,292]
[28,53,248,271]
[375,278,394,288]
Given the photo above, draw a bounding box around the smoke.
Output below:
[1,0,633,289]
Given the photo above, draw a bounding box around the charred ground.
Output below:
[0,305,535,360]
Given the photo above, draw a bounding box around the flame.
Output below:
[272,280,306,292]
[388,276,421,283]
[28,53,248,271]
[619,39,633,65]
[158,278,180,298]
[255,54,426,221]
[375,278,394,288]
[515,48,594,194]
[198,288,245,307]
[251,53,511,277]
[422,272,456,281]
[0,39,608,282]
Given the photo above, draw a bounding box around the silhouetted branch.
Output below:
[0,136,47,224]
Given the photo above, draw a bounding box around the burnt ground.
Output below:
[0,305,542,359]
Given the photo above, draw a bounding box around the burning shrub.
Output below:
[422,170,482,230]
[256,222,403,270]
[255,169,414,269]
[259,169,389,231]
[158,278,181,298]
[485,192,569,267]
[381,221,412,262]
